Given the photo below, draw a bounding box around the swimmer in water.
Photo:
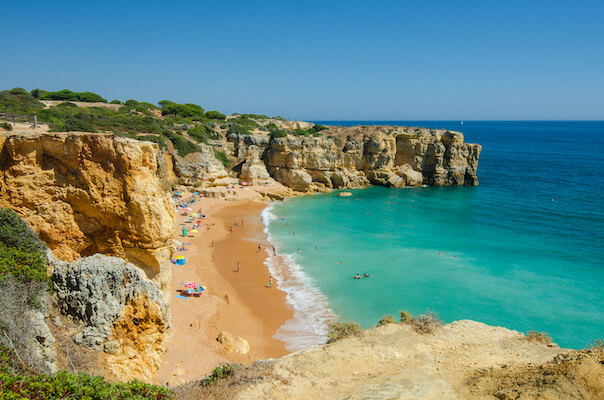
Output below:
[354,274,361,279]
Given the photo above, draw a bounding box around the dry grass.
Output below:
[524,330,553,345]
[174,361,278,400]
[376,315,397,327]
[0,277,49,372]
[409,311,442,334]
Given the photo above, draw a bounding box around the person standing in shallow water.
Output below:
[269,275,273,288]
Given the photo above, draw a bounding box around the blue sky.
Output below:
[2,0,603,120]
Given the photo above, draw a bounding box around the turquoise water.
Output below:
[265,121,604,350]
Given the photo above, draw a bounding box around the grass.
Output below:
[525,330,553,345]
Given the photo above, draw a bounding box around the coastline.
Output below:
[156,191,293,385]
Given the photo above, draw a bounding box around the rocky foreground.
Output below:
[176,321,604,400]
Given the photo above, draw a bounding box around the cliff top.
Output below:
[176,320,604,400]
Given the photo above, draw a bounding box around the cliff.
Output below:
[177,321,604,400]
[0,132,175,290]
[184,124,481,192]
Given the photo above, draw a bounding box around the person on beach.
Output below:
[229,226,233,234]
[241,218,244,226]
[211,239,215,247]
[182,226,187,237]
[236,261,240,272]
[258,244,262,252]
[272,244,276,255]
[269,276,273,288]
[212,254,216,262]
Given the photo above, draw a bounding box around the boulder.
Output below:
[217,331,250,354]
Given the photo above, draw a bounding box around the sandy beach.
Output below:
[156,190,293,385]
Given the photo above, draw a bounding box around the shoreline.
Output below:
[156,191,293,385]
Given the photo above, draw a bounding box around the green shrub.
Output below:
[409,311,442,334]
[0,208,47,283]
[0,122,12,131]
[376,315,397,326]
[228,124,252,135]
[327,321,362,343]
[0,355,172,399]
[200,363,240,386]
[292,128,310,137]
[188,125,212,143]
[37,89,106,103]
[399,310,411,323]
[205,110,226,120]
[162,103,205,118]
[525,330,552,345]
[109,100,122,104]
[213,148,228,167]
[0,90,45,115]
[8,88,28,95]
[165,131,201,157]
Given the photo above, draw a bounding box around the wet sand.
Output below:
[156,194,292,385]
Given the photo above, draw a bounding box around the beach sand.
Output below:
[156,193,293,385]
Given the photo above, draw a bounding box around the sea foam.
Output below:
[261,204,335,352]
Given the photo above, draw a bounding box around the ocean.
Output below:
[262,121,604,351]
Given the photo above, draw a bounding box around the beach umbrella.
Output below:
[174,240,183,245]
[175,191,181,194]
[185,282,198,289]
[190,229,198,233]
[240,182,248,186]
[175,256,185,260]
[193,192,199,195]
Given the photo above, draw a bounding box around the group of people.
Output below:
[353,273,370,279]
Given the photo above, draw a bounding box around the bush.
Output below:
[205,110,226,120]
[0,208,47,282]
[109,100,122,104]
[8,88,28,95]
[213,148,228,167]
[37,89,106,103]
[327,321,362,343]
[162,103,205,118]
[188,125,212,144]
[0,122,12,131]
[409,311,442,334]
[525,330,553,345]
[200,363,240,386]
[0,90,45,115]
[165,131,201,157]
[399,310,411,323]
[0,363,172,399]
[376,315,397,327]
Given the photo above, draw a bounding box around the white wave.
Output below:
[261,203,336,352]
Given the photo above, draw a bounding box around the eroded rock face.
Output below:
[0,133,175,289]
[225,125,480,192]
[172,143,229,187]
[51,253,169,382]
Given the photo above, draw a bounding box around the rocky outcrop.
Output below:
[0,133,175,290]
[182,321,604,400]
[216,331,250,355]
[51,253,169,382]
[226,125,480,192]
[172,143,229,186]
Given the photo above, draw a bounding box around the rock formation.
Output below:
[178,321,604,400]
[225,125,481,192]
[0,133,175,290]
[51,252,169,382]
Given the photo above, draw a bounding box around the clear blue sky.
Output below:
[2,0,603,120]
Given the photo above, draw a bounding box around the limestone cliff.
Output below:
[227,125,481,192]
[50,253,170,382]
[0,133,175,290]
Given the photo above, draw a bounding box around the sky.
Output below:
[1,0,603,120]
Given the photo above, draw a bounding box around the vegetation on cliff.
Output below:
[0,345,170,400]
[0,88,327,160]
[0,210,172,399]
